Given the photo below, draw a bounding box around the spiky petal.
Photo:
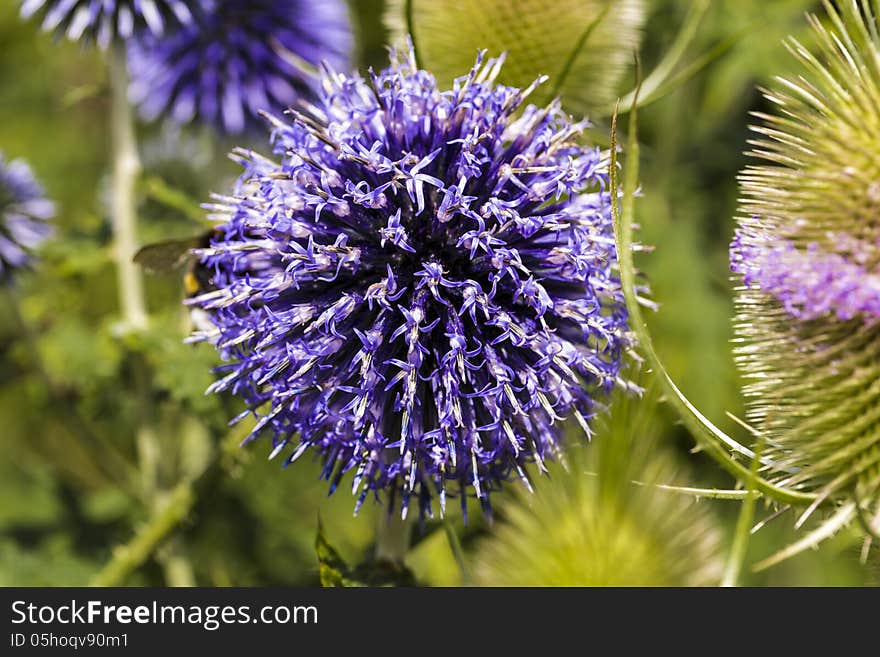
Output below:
[731,0,880,525]
[0,152,54,283]
[127,0,353,134]
[20,0,194,49]
[191,47,633,518]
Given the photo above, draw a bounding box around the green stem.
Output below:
[158,537,197,587]
[109,47,147,331]
[608,85,817,507]
[110,49,193,585]
[442,521,470,584]
[614,0,710,113]
[142,175,207,225]
[90,426,245,586]
[90,481,195,587]
[721,442,762,587]
[374,513,412,565]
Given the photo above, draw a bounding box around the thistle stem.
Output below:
[374,512,412,565]
[90,426,246,586]
[109,46,190,584]
[109,47,147,331]
[90,482,195,587]
[443,520,470,584]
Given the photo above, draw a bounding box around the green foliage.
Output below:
[0,538,100,586]
[139,312,224,417]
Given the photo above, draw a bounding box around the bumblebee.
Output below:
[135,231,218,331]
[135,230,217,293]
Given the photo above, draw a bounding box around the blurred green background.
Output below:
[0,0,877,586]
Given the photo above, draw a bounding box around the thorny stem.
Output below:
[110,48,198,584]
[109,47,147,331]
[609,83,817,507]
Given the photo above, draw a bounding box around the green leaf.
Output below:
[138,312,223,417]
[0,538,100,586]
[315,519,418,587]
[35,317,122,390]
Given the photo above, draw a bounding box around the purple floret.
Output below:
[0,152,54,283]
[731,228,880,322]
[127,0,353,135]
[20,0,194,49]
[190,47,632,518]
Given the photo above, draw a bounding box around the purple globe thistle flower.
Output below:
[190,47,631,518]
[20,0,194,49]
[127,0,353,135]
[0,153,54,283]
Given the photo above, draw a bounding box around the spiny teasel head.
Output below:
[20,0,194,49]
[127,0,353,135]
[0,152,54,284]
[472,396,724,586]
[730,0,880,527]
[385,0,645,117]
[190,46,634,519]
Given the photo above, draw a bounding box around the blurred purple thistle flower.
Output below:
[0,153,54,283]
[127,0,353,135]
[190,47,632,519]
[20,0,194,49]
[731,228,880,323]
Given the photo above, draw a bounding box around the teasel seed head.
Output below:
[384,0,645,117]
[730,0,880,532]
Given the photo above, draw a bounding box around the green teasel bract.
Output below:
[731,0,880,534]
[385,0,645,117]
[472,391,724,586]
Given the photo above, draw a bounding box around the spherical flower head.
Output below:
[472,446,723,586]
[191,47,631,518]
[386,0,645,117]
[731,1,880,519]
[0,152,54,283]
[127,0,353,135]
[20,0,194,49]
